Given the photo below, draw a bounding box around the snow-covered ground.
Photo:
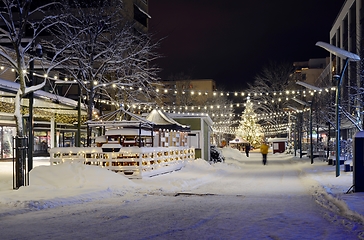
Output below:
[1,147,364,239]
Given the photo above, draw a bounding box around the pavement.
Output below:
[236,147,364,223]
[298,154,364,224]
[2,153,364,226]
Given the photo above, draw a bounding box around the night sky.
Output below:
[149,1,345,91]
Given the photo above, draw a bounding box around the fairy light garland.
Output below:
[9,68,334,114]
[1,67,324,135]
[17,67,334,97]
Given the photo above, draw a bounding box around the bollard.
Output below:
[353,131,364,192]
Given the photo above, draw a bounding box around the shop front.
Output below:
[0,79,88,160]
[0,126,16,159]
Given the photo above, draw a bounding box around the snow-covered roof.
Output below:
[146,110,190,131]
[87,107,154,128]
[146,109,175,125]
[105,128,152,136]
[87,108,190,132]
[267,138,287,143]
[0,79,87,114]
[168,112,214,126]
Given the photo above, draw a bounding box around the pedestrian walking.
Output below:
[260,142,269,165]
[245,144,250,157]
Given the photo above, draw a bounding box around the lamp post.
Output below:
[295,81,322,164]
[326,121,331,159]
[288,106,299,157]
[292,98,313,163]
[308,101,313,164]
[316,41,360,177]
[28,43,42,171]
[55,80,82,147]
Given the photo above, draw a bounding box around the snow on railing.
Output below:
[49,146,195,179]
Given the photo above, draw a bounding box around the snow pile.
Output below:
[0,162,138,210]
[221,147,244,161]
[220,147,246,167]
[29,162,134,189]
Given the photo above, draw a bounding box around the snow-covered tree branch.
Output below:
[247,61,295,137]
[44,0,161,122]
[0,0,63,136]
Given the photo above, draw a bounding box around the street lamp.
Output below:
[288,106,300,157]
[316,41,360,177]
[292,98,313,163]
[55,80,82,147]
[308,101,313,164]
[28,43,43,171]
[295,81,323,164]
[326,121,331,160]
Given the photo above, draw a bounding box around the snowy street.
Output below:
[0,148,363,239]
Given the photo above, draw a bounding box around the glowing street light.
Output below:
[292,98,313,164]
[316,41,360,177]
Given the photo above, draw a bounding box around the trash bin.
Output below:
[344,162,352,172]
[354,131,364,192]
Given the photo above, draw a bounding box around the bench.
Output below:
[328,156,346,166]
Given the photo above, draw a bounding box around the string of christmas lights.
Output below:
[14,68,335,98]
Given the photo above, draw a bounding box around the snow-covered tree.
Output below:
[0,0,62,136]
[236,97,263,147]
[44,0,160,121]
[248,61,295,136]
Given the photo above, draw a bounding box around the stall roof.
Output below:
[87,108,190,132]
[105,128,152,136]
[86,107,154,129]
[0,79,87,115]
[145,109,190,131]
[168,112,213,127]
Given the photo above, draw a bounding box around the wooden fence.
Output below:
[49,146,195,179]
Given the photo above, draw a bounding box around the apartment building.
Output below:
[328,0,363,138]
[329,0,363,106]
[292,58,330,86]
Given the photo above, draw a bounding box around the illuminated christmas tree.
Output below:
[236,97,263,147]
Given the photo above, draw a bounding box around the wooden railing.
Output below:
[49,146,195,179]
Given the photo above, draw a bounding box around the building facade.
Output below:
[329,0,364,137]
[292,58,330,86]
